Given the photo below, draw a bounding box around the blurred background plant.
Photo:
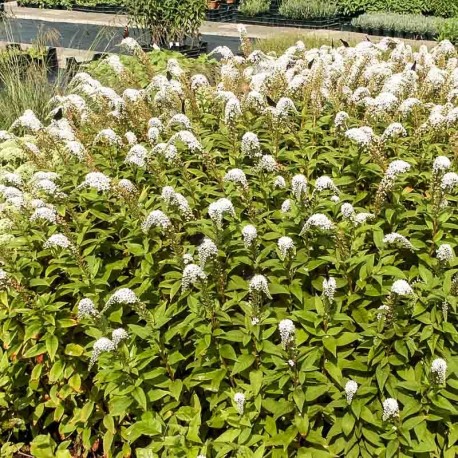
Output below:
[238,0,271,17]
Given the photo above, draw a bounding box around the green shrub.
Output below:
[279,0,340,19]
[239,0,270,16]
[438,18,458,43]
[351,12,442,36]
[337,0,426,16]
[3,36,458,458]
[426,0,458,18]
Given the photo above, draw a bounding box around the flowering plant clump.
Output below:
[1,38,458,457]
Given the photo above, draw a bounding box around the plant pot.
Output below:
[207,0,219,9]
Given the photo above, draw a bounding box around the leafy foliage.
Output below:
[2,38,458,458]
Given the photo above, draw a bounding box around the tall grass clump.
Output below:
[0,30,66,130]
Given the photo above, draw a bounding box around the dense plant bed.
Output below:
[3,34,458,457]
[18,0,122,10]
[236,11,349,29]
[351,12,443,40]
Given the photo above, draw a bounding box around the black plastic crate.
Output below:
[205,4,237,22]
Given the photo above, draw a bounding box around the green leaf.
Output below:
[45,334,59,361]
[232,354,256,375]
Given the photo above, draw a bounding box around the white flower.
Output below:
[345,380,358,404]
[0,268,7,285]
[278,236,295,260]
[256,155,277,173]
[382,123,407,141]
[112,328,128,347]
[64,141,86,160]
[24,142,40,156]
[30,207,57,223]
[249,274,271,298]
[301,214,334,234]
[161,187,191,218]
[190,74,209,91]
[224,169,248,188]
[125,131,138,146]
[354,212,374,225]
[123,88,143,103]
[166,58,184,78]
[1,172,22,186]
[211,46,234,60]
[120,37,141,53]
[208,198,235,228]
[399,97,421,116]
[106,54,124,74]
[0,131,13,141]
[275,97,296,119]
[30,199,46,208]
[288,359,295,367]
[94,129,122,146]
[234,392,245,415]
[148,117,163,131]
[383,233,414,251]
[171,130,202,153]
[32,172,58,182]
[376,304,390,321]
[147,127,161,144]
[386,160,411,178]
[90,337,116,368]
[11,109,42,132]
[315,176,339,194]
[33,179,59,196]
[341,203,355,219]
[224,98,242,125]
[182,263,207,290]
[278,319,295,348]
[79,172,111,192]
[437,244,454,262]
[274,176,286,188]
[441,172,458,191]
[334,111,349,128]
[142,210,172,232]
[345,127,373,147]
[241,132,262,158]
[125,144,148,168]
[323,277,337,303]
[391,279,413,296]
[183,253,193,265]
[431,358,447,384]
[168,114,192,130]
[330,195,340,203]
[242,225,257,248]
[243,90,266,112]
[44,233,71,249]
[382,398,399,421]
[291,174,307,200]
[198,238,218,267]
[106,288,139,310]
[281,199,291,213]
[433,156,451,173]
[77,298,98,319]
[117,179,137,194]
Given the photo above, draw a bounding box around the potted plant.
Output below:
[125,0,206,50]
[208,0,220,9]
